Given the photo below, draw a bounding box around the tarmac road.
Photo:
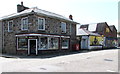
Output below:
[1,48,119,72]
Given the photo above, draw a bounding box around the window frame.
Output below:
[21,17,28,30]
[8,20,13,32]
[38,17,45,30]
[61,22,66,33]
[17,37,28,50]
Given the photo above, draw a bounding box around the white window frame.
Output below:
[8,20,13,32]
[61,22,66,33]
[38,17,45,30]
[21,17,28,30]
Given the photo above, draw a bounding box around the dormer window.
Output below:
[38,17,45,30]
[8,20,13,32]
[21,17,28,30]
[61,22,66,33]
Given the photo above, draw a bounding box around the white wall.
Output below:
[81,36,89,49]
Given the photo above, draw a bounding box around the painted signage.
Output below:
[90,36,103,46]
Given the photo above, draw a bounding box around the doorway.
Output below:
[28,39,37,55]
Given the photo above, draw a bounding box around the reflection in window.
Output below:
[38,17,45,30]
[18,38,27,50]
[8,20,13,32]
[62,39,69,49]
[21,17,28,30]
[48,38,58,49]
[61,22,66,33]
[38,37,48,50]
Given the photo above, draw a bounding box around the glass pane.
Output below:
[9,21,13,31]
[39,37,48,50]
[22,18,28,30]
[18,38,27,50]
[62,39,69,49]
[38,18,44,30]
[61,22,66,33]
[48,38,58,49]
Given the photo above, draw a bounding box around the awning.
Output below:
[15,33,70,38]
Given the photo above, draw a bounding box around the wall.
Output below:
[0,21,2,53]
[3,13,76,54]
[81,36,89,49]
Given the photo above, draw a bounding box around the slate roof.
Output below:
[80,22,114,32]
[77,28,100,36]
[0,7,78,24]
[109,25,117,31]
[80,24,89,30]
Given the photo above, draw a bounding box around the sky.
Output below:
[0,0,119,30]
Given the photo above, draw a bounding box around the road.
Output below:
[0,48,119,72]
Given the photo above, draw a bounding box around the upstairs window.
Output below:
[8,20,13,32]
[21,17,28,30]
[61,22,66,33]
[38,17,45,30]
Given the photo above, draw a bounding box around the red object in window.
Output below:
[72,44,80,51]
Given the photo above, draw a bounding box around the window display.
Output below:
[38,37,48,50]
[18,38,28,50]
[48,38,58,49]
[62,39,69,49]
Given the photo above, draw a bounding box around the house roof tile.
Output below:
[0,7,78,24]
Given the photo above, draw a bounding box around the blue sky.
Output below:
[0,0,119,30]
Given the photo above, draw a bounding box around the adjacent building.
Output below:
[78,22,117,49]
[77,28,103,50]
[0,2,78,55]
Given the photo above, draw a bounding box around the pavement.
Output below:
[0,48,119,72]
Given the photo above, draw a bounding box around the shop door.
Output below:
[28,39,38,55]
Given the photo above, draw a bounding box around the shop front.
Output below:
[16,33,70,55]
[104,37,117,48]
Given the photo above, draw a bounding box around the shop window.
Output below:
[38,17,45,30]
[38,37,48,50]
[61,22,66,33]
[21,17,28,30]
[8,20,13,32]
[48,38,58,49]
[62,39,69,49]
[18,38,27,50]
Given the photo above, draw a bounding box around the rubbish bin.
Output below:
[72,44,80,51]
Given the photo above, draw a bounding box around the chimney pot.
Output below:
[21,1,23,6]
[69,15,73,20]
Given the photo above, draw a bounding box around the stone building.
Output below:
[0,2,78,55]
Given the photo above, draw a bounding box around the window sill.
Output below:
[38,29,45,31]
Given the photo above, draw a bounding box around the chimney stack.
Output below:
[21,1,23,6]
[17,2,29,13]
[69,15,73,20]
